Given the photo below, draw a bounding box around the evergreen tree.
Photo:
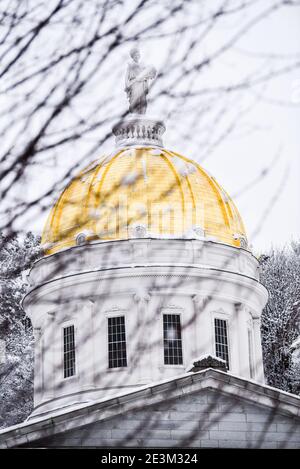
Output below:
[0,232,41,429]
[260,241,300,394]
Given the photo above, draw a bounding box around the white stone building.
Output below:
[0,52,300,448]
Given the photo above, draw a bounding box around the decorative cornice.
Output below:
[29,238,260,278]
[102,306,127,314]
[24,266,268,315]
[160,304,183,311]
[212,307,228,317]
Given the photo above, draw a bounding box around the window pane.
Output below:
[63,325,76,378]
[163,314,183,365]
[214,318,229,369]
[108,316,127,368]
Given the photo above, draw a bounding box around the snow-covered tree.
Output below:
[0,233,41,429]
[260,241,300,394]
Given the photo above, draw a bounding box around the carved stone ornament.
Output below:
[133,292,150,303]
[75,229,94,246]
[129,223,148,238]
[233,232,248,250]
[192,225,205,239]
[186,354,228,373]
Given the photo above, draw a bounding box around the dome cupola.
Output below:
[42,47,247,256]
[42,147,247,255]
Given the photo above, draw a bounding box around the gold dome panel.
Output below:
[42,147,247,254]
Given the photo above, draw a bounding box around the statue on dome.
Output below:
[125,47,157,114]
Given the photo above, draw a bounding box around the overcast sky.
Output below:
[161,4,300,254]
[203,5,300,253]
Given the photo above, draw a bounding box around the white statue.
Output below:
[125,47,157,114]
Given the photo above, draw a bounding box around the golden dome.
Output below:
[42,147,247,255]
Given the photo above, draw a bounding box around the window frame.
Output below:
[162,312,184,367]
[62,322,77,380]
[106,314,128,370]
[213,314,231,370]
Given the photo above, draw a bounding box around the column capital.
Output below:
[46,311,56,324]
[33,327,42,341]
[133,291,151,303]
[253,316,261,324]
[192,294,210,310]
[234,302,244,313]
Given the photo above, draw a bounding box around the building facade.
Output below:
[23,96,268,419]
[1,50,299,448]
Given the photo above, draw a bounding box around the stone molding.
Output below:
[24,266,268,320]
[27,239,260,288]
[0,368,300,449]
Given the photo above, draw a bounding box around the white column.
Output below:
[229,306,240,375]
[42,312,56,401]
[133,291,151,384]
[77,301,94,390]
[33,327,42,407]
[235,303,250,378]
[192,295,213,359]
[253,317,265,383]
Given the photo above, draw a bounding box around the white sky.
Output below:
[205,6,300,253]
[160,5,300,253]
